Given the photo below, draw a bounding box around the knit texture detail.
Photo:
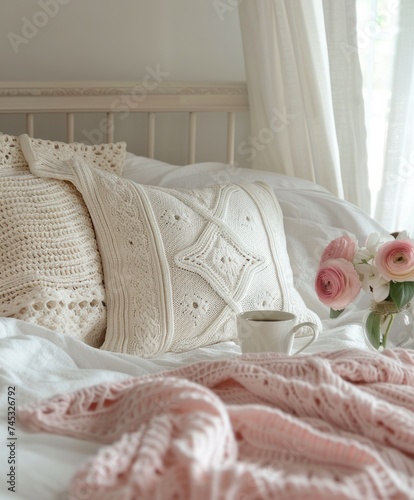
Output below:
[19,348,414,499]
[0,134,126,347]
[23,138,321,357]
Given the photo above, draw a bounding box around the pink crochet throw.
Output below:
[19,349,414,499]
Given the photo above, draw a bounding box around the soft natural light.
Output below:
[356,0,400,216]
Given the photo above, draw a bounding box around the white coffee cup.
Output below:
[236,310,319,355]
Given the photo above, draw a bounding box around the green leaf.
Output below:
[389,281,414,309]
[330,308,344,319]
[365,311,382,349]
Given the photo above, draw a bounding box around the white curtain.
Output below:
[238,0,371,214]
[365,0,414,235]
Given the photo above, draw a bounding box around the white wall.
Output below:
[0,0,250,166]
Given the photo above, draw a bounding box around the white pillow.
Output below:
[122,152,180,185]
[0,134,126,347]
[122,152,326,191]
[122,153,388,321]
[22,137,321,357]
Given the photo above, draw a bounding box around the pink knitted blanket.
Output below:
[19,349,414,499]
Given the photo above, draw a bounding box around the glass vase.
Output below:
[363,301,414,351]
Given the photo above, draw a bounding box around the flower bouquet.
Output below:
[315,231,414,349]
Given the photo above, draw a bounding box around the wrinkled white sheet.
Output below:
[0,315,370,500]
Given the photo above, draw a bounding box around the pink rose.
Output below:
[375,239,414,282]
[315,258,361,310]
[320,236,357,264]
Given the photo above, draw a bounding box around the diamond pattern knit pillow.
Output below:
[21,134,321,357]
[0,134,126,347]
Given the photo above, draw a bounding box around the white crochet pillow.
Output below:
[0,134,126,347]
[21,135,321,357]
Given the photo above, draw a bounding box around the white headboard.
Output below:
[0,81,249,166]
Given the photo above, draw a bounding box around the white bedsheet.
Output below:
[0,315,370,500]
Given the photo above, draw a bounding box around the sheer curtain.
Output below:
[238,0,371,214]
[358,0,414,235]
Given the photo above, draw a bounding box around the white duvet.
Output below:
[0,158,389,499]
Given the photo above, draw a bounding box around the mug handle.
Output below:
[289,322,319,355]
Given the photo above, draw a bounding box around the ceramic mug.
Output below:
[236,310,319,355]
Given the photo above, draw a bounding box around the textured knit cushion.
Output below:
[21,135,321,357]
[0,134,126,347]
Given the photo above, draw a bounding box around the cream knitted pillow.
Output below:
[0,134,126,347]
[22,135,321,357]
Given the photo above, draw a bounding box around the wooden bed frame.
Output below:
[0,81,249,166]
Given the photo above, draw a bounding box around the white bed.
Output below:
[1,82,414,500]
